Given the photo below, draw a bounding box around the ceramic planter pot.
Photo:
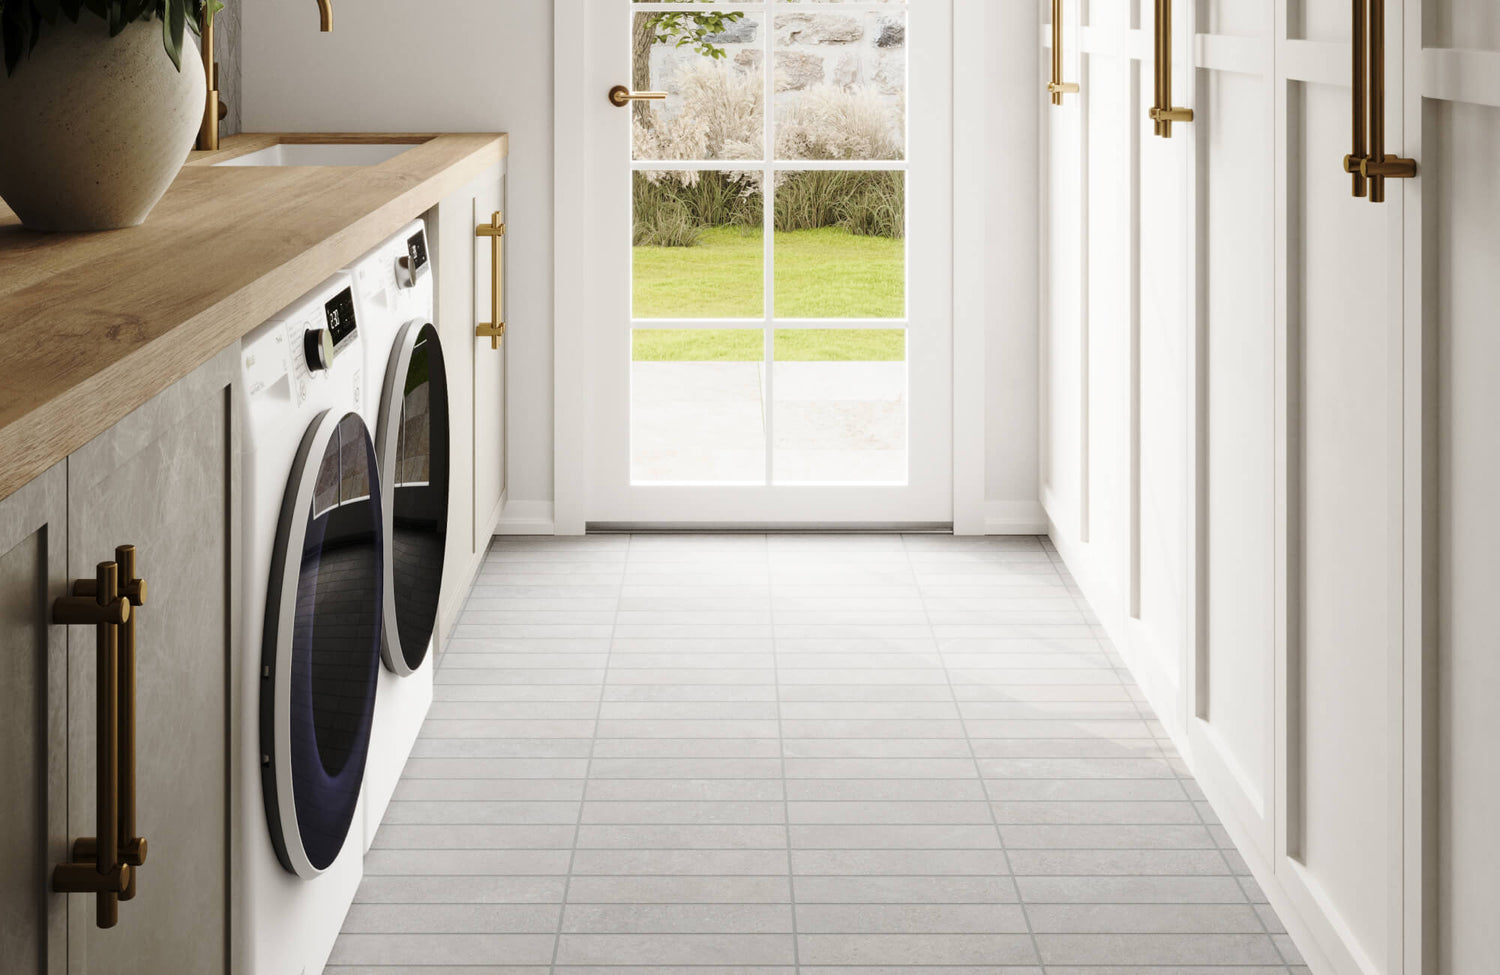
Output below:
[0,16,205,232]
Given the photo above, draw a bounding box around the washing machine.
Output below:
[346,218,448,851]
[232,273,383,974]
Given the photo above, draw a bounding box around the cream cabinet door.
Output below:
[0,463,69,975]
[432,162,507,657]
[62,349,237,975]
[1405,2,1500,972]
[471,167,507,549]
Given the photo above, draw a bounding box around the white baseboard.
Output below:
[983,500,1049,535]
[494,498,556,535]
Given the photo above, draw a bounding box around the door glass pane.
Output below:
[773,329,907,484]
[774,9,906,160]
[634,171,764,319]
[632,329,767,484]
[773,170,905,319]
[632,9,764,162]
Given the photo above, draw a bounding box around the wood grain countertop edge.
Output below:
[0,132,507,503]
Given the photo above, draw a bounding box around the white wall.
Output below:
[241,0,1038,532]
[240,0,556,511]
[981,0,1041,531]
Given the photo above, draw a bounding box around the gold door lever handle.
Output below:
[476,212,506,350]
[609,85,668,108]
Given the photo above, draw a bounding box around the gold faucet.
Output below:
[197,1,334,151]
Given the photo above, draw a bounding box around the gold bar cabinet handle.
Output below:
[476,211,507,350]
[608,86,668,108]
[1357,0,1415,203]
[1149,0,1193,138]
[51,559,138,929]
[1048,0,1079,105]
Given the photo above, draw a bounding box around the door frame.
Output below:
[552,0,987,534]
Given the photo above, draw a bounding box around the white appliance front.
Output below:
[232,273,379,975]
[346,219,443,852]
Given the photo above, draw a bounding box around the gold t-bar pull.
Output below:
[476,212,507,350]
[1149,0,1193,137]
[1047,0,1079,105]
[1345,0,1414,201]
[52,559,137,929]
[609,85,668,108]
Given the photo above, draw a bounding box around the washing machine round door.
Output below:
[261,409,384,878]
[376,321,450,676]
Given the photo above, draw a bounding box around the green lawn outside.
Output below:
[632,328,907,363]
[632,226,906,322]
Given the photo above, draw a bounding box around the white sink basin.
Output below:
[213,143,416,167]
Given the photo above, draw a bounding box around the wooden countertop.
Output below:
[0,132,507,503]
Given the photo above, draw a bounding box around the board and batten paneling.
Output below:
[1190,17,1276,868]
[1045,0,1190,757]
[1417,1,1500,970]
[1037,0,1500,972]
[1041,1,1086,544]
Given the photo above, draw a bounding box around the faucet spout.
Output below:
[317,0,332,31]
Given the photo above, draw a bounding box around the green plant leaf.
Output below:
[161,0,185,69]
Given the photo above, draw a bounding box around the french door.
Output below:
[581,0,953,527]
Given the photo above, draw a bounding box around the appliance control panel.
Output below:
[396,228,430,289]
[324,286,359,350]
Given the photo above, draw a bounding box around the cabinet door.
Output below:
[0,464,69,975]
[471,166,507,549]
[63,348,238,975]
[432,161,506,656]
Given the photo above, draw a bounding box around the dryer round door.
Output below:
[376,321,450,676]
[261,409,384,878]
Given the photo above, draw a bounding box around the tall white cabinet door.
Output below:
[1130,0,1191,733]
[471,169,507,549]
[1185,0,1278,870]
[1041,0,1086,543]
[1405,2,1500,972]
[1044,0,1191,737]
[1273,2,1407,973]
[0,464,69,975]
[63,349,237,975]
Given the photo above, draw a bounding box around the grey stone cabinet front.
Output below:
[431,161,508,657]
[0,347,237,974]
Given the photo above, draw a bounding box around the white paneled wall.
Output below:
[1041,1,1500,973]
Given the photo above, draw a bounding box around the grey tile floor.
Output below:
[327,534,1310,975]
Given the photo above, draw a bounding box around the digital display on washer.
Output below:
[324,286,358,349]
[405,230,429,273]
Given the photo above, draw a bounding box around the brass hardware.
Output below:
[608,85,668,108]
[476,211,507,350]
[196,11,218,151]
[1347,0,1415,201]
[1048,0,1079,105]
[52,551,148,929]
[1150,0,1193,137]
[198,2,332,150]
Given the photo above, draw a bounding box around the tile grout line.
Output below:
[766,535,802,972]
[1047,540,1289,973]
[548,534,629,975]
[903,533,1049,975]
